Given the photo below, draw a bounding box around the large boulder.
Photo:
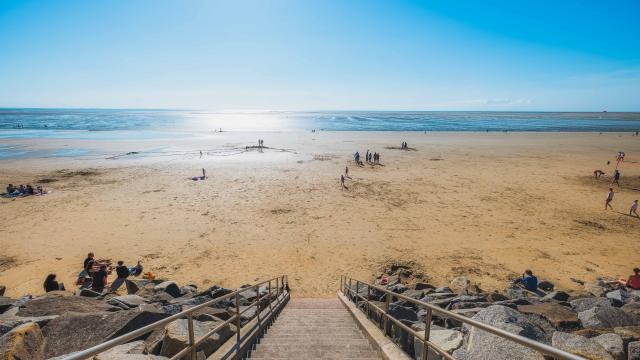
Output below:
[94,340,167,360]
[183,306,231,321]
[413,328,463,359]
[0,315,57,336]
[551,332,614,360]
[578,304,638,329]
[17,296,119,317]
[0,322,45,360]
[0,297,15,314]
[517,303,580,330]
[154,282,181,298]
[606,290,631,304]
[541,291,570,302]
[0,286,5,297]
[389,303,418,323]
[584,281,610,297]
[159,319,234,358]
[454,305,546,360]
[592,333,624,360]
[108,295,149,308]
[571,297,619,313]
[614,326,640,343]
[43,310,169,358]
[629,341,640,360]
[623,301,640,318]
[449,276,470,295]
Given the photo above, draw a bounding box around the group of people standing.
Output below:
[401,141,409,149]
[364,150,381,164]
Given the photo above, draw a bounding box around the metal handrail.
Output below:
[60,275,289,360]
[340,275,586,360]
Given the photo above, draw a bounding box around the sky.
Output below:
[0,0,639,111]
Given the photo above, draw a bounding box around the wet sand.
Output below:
[1,132,639,298]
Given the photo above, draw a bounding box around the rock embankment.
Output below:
[0,279,278,359]
[347,267,640,360]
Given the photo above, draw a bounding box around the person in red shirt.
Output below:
[625,268,640,290]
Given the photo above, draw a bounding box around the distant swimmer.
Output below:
[594,170,605,179]
[605,188,614,210]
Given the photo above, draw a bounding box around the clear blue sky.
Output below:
[0,0,638,111]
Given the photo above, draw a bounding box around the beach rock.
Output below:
[389,303,418,323]
[578,304,638,329]
[388,283,408,294]
[551,332,613,360]
[629,341,640,360]
[592,333,624,360]
[449,301,491,310]
[0,297,14,314]
[607,289,630,304]
[449,276,470,295]
[571,297,619,313]
[0,315,57,336]
[78,288,102,298]
[505,286,532,300]
[415,283,435,291]
[0,286,5,297]
[623,301,640,317]
[456,305,546,360]
[434,287,453,294]
[185,306,231,321]
[486,292,509,302]
[612,327,640,344]
[149,292,175,305]
[517,303,580,330]
[585,281,610,297]
[541,291,570,302]
[42,310,170,358]
[17,296,119,317]
[159,318,233,358]
[413,329,463,359]
[0,322,44,360]
[154,281,181,298]
[538,280,555,292]
[108,295,148,308]
[402,289,425,300]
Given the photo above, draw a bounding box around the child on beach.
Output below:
[631,200,639,217]
[605,188,614,210]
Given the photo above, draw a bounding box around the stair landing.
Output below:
[250,298,382,359]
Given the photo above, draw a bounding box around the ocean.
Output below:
[1,109,640,138]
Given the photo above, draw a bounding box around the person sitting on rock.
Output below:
[129,260,143,277]
[110,260,130,292]
[615,268,640,290]
[513,269,538,292]
[43,273,65,292]
[91,265,108,293]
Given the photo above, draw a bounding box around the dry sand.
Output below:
[1,132,639,298]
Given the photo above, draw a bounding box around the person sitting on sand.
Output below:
[18,185,26,194]
[631,200,639,217]
[26,185,34,195]
[6,184,16,194]
[91,265,108,293]
[605,188,615,210]
[110,260,130,292]
[513,269,538,292]
[594,170,605,179]
[44,274,65,292]
[610,268,640,290]
[129,260,143,276]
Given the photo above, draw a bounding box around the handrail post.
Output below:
[384,290,391,335]
[268,280,272,312]
[255,284,261,326]
[349,278,353,300]
[422,308,432,360]
[355,280,360,308]
[276,277,279,299]
[235,293,242,360]
[366,283,371,319]
[187,313,196,360]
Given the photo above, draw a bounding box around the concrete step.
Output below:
[249,298,381,359]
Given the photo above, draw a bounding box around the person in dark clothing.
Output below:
[91,265,108,293]
[513,269,538,292]
[82,252,95,276]
[44,274,65,292]
[129,261,144,277]
[110,261,130,292]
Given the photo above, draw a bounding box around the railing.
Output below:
[61,275,289,360]
[340,275,586,360]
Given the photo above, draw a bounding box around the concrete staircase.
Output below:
[249,298,382,359]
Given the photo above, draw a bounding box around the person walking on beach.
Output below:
[199,150,203,158]
[366,150,369,163]
[340,174,346,190]
[345,166,349,178]
[605,188,615,210]
[612,169,621,187]
[631,200,639,217]
[202,168,206,180]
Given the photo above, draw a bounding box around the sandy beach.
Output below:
[1,131,639,298]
